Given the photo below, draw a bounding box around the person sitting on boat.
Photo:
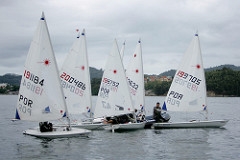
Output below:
[135,109,145,122]
[39,121,53,132]
[153,102,165,123]
[105,116,118,124]
[118,114,130,123]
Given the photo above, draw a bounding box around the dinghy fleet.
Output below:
[14,12,228,138]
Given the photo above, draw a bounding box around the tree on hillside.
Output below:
[91,78,101,95]
[205,67,240,96]
[145,81,171,96]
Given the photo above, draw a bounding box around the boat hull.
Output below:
[72,123,107,130]
[55,118,107,130]
[23,127,91,138]
[144,112,171,129]
[104,122,145,132]
[144,119,155,129]
[153,120,228,129]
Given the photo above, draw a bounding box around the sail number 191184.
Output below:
[24,70,44,86]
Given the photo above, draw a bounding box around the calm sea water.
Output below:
[0,95,240,160]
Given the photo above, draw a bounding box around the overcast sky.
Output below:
[0,0,239,76]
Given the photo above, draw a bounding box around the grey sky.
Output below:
[0,0,239,75]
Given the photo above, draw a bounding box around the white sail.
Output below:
[60,29,92,116]
[15,12,67,121]
[94,39,134,118]
[125,40,145,112]
[162,33,207,112]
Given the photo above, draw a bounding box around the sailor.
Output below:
[135,109,144,122]
[105,116,118,124]
[153,102,164,122]
[39,121,53,132]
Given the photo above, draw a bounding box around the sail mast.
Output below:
[120,40,126,59]
[195,32,208,120]
[138,39,145,115]
[82,29,93,118]
[42,12,71,128]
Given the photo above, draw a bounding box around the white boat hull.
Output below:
[23,127,91,138]
[54,118,107,130]
[104,122,145,132]
[153,120,228,129]
[72,123,107,130]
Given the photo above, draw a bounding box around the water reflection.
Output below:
[1,96,240,159]
[153,129,212,160]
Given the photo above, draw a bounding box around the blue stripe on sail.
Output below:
[162,102,167,111]
[63,112,66,117]
[15,109,20,120]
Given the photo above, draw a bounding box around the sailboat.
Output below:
[153,33,228,129]
[125,40,146,122]
[94,39,145,132]
[14,12,91,138]
[59,29,106,130]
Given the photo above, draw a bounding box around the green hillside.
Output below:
[1,65,239,96]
